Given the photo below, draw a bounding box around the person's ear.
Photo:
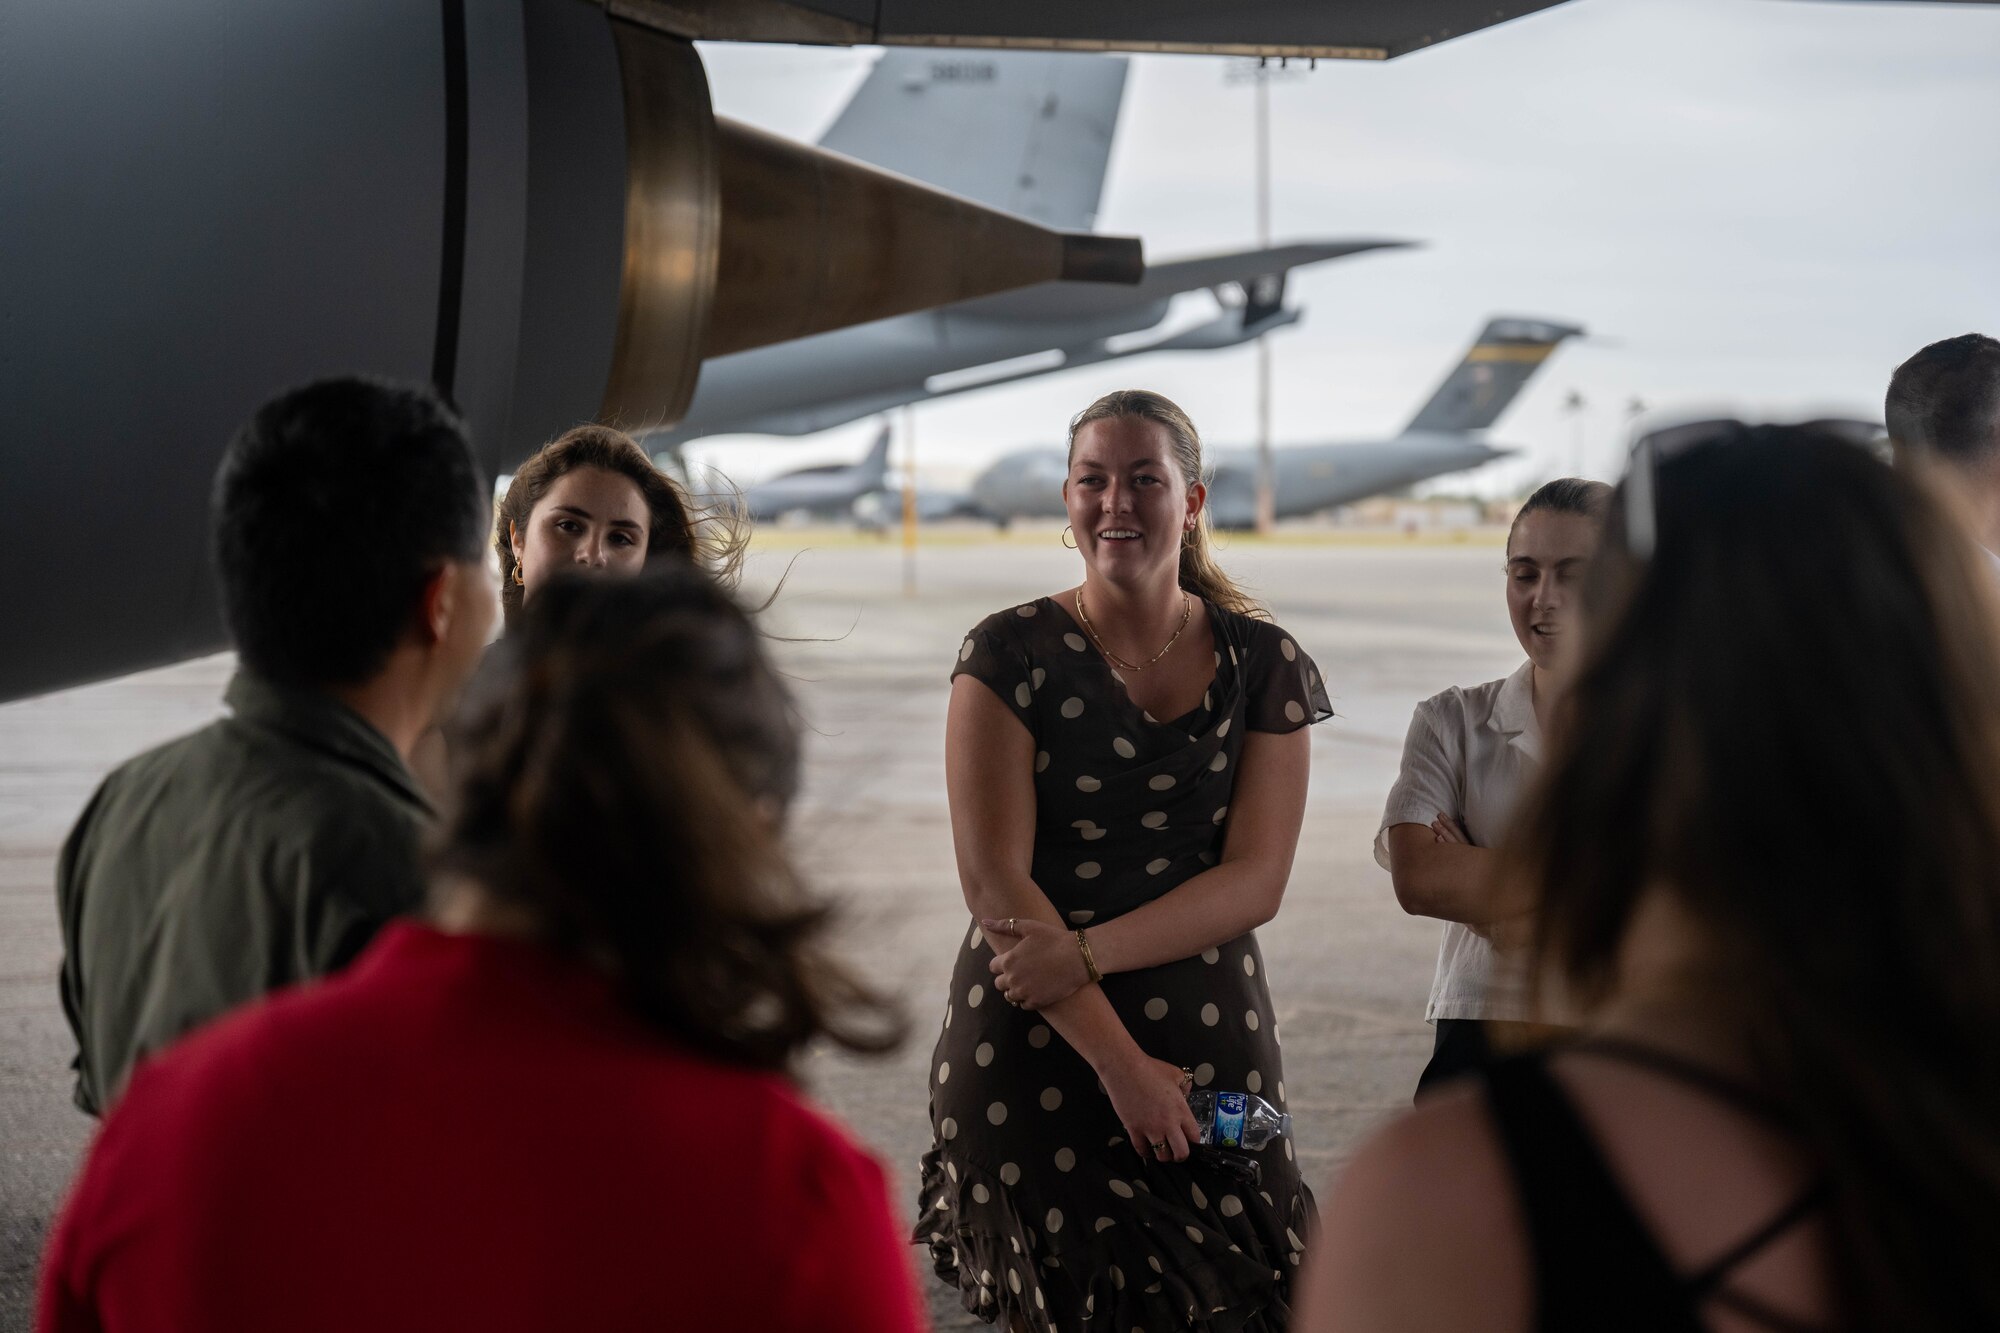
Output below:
[417,563,457,647]
[1185,480,1207,530]
[509,520,525,565]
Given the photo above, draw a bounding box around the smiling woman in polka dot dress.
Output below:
[916,390,1332,1332]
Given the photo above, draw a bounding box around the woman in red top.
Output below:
[38,564,921,1333]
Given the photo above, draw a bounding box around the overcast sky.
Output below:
[692,0,2000,494]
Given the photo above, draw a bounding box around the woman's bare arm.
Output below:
[1383,822,1529,926]
[1081,727,1310,977]
[946,676,1146,1073]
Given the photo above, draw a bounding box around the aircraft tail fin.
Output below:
[857,424,893,491]
[1401,317,1584,436]
[818,50,1128,231]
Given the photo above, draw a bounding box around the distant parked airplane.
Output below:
[967,316,1585,528]
[734,425,893,521]
[646,49,1410,455]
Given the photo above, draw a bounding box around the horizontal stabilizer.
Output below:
[954,239,1417,323]
[1401,316,1584,436]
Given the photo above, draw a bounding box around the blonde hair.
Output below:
[1066,390,1264,618]
[495,425,748,627]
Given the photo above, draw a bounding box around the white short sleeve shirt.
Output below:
[1374,661,1543,1023]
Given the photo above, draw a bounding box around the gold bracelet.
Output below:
[1075,928,1102,984]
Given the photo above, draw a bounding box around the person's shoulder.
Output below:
[966,597,1057,639]
[1311,1075,1531,1327]
[1414,669,1517,729]
[90,717,232,799]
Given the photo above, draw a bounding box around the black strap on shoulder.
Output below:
[1683,1180,1830,1298]
[1707,1282,1828,1333]
[1483,1055,1696,1332]
[1568,1036,1794,1126]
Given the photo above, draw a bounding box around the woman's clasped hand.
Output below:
[979,917,1089,1010]
[1100,1050,1203,1164]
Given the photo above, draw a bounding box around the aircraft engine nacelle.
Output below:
[0,0,1139,701]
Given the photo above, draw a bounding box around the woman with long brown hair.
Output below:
[39,565,918,1333]
[1303,423,2000,1330]
[917,389,1331,1331]
[496,424,745,624]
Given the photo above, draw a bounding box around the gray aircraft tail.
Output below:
[857,424,893,491]
[817,50,1128,232]
[1400,317,1584,436]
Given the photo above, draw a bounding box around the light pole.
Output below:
[901,407,918,597]
[1227,57,1308,536]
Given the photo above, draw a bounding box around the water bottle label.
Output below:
[1215,1092,1247,1149]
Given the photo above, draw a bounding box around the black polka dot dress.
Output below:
[915,596,1333,1332]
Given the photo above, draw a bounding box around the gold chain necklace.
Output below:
[1074,589,1191,672]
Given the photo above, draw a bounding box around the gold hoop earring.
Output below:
[1061,525,1077,550]
[511,564,525,587]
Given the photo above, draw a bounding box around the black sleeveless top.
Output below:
[1482,1041,1828,1333]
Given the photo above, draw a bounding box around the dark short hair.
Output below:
[1507,476,1612,550]
[437,563,902,1071]
[1885,333,2000,468]
[213,377,486,688]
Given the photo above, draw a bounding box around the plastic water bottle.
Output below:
[1188,1089,1290,1150]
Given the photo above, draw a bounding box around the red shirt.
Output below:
[39,922,927,1333]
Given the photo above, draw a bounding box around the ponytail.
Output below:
[1067,390,1266,618]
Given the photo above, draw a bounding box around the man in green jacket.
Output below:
[57,377,497,1115]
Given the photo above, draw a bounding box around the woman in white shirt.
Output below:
[1376,478,1611,1095]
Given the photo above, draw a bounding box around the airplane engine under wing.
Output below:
[0,0,1140,702]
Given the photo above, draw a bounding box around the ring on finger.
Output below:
[1151,1141,1169,1156]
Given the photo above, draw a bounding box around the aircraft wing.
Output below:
[952,240,1415,323]
[657,2,1578,61]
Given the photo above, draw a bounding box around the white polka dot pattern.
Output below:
[928,605,1319,1329]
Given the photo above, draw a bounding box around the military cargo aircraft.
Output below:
[645,49,1414,451]
[734,426,893,521]
[3,0,1570,702]
[967,317,1584,527]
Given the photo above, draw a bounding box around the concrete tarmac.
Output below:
[0,535,1522,1330]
